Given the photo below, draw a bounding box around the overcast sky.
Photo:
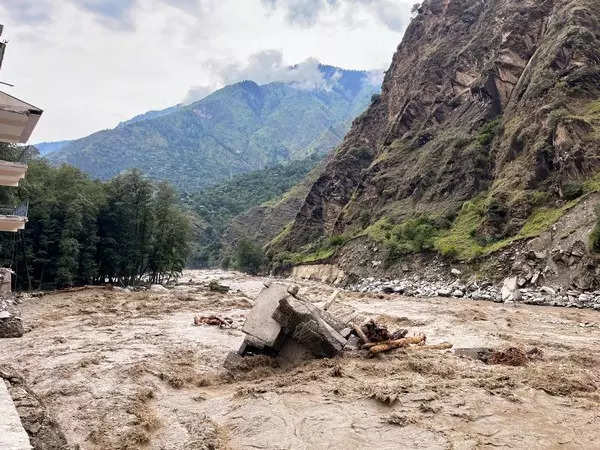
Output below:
[0,0,417,142]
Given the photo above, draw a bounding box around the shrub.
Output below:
[234,239,265,275]
[477,118,501,146]
[562,183,583,201]
[327,234,347,247]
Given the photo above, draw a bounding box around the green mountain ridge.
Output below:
[47,65,379,192]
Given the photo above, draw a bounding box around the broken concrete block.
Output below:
[540,286,556,296]
[273,296,347,358]
[241,283,289,349]
[324,301,363,328]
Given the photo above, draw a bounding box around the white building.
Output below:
[0,25,42,232]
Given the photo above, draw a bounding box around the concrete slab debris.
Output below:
[0,380,31,450]
[241,283,289,350]
[273,295,347,358]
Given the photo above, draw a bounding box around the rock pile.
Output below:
[348,275,600,310]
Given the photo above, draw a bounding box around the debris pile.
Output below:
[455,346,543,366]
[234,283,451,362]
[193,315,234,328]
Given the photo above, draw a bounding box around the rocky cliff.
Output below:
[271,0,600,288]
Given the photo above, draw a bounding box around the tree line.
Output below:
[0,144,191,290]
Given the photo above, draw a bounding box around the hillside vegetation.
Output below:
[0,145,190,289]
[185,155,322,267]
[47,66,379,192]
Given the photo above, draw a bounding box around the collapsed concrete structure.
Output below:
[236,283,355,361]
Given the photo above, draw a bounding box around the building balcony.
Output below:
[0,91,43,144]
[0,202,28,232]
[0,159,27,186]
[0,41,5,71]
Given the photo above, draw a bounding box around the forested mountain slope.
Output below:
[47,65,379,192]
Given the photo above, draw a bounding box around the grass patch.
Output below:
[269,222,293,248]
[434,196,487,260]
[434,195,582,261]
[296,247,336,264]
[275,233,351,265]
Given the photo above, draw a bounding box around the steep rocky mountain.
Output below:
[46,65,379,192]
[270,0,600,287]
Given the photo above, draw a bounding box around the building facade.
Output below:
[0,25,43,232]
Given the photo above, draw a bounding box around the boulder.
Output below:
[540,286,556,296]
[149,284,168,293]
[501,277,522,302]
[570,240,586,258]
[0,312,24,338]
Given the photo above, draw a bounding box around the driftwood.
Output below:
[352,324,371,344]
[369,335,426,354]
[193,315,233,328]
[406,342,453,351]
[360,330,409,349]
[323,290,340,311]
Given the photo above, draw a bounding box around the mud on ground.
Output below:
[1,269,600,449]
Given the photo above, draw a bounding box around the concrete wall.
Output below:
[0,380,31,450]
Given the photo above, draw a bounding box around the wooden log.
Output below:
[352,324,370,344]
[369,335,426,354]
[407,342,453,351]
[323,289,340,311]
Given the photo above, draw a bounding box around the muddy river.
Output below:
[1,269,599,449]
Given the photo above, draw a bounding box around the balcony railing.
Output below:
[0,201,28,217]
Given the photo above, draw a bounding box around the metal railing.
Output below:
[0,201,28,217]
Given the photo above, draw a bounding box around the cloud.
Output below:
[264,0,416,32]
[72,0,138,30]
[366,69,385,86]
[182,85,215,104]
[160,0,207,15]
[5,0,403,142]
[0,0,54,24]
[182,49,340,104]
[369,0,410,31]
